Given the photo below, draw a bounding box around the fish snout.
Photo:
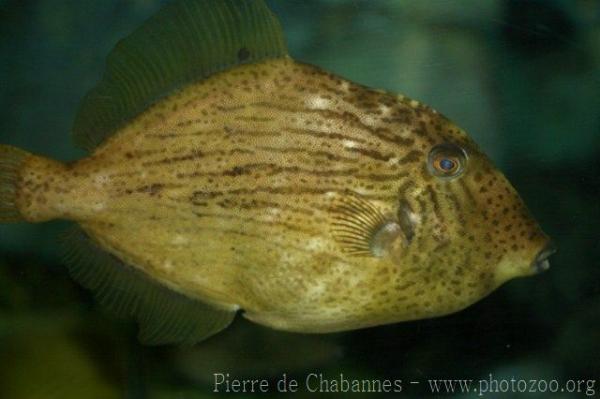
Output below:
[492,228,554,285]
[531,241,556,274]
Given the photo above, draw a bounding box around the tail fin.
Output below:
[0,145,30,222]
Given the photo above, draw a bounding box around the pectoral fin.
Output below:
[329,191,408,258]
[62,225,235,345]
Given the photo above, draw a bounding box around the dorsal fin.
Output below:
[61,225,236,345]
[73,0,288,151]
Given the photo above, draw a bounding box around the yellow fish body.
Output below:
[0,0,553,344]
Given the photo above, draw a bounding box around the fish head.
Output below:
[382,104,555,314]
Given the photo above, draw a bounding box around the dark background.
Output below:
[0,0,598,397]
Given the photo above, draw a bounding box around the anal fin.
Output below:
[61,225,235,345]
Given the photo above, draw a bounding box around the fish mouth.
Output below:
[532,241,556,274]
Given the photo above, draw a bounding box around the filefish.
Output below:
[0,0,554,344]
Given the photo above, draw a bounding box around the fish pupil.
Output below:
[439,158,456,171]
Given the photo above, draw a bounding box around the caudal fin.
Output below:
[0,144,30,222]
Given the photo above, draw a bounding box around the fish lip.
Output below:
[532,241,556,273]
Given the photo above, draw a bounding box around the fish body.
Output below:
[0,0,553,343]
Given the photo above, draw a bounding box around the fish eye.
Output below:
[427,143,467,179]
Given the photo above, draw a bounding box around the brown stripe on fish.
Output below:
[458,179,477,207]
[247,102,416,148]
[122,149,164,158]
[141,149,205,166]
[171,160,407,182]
[445,186,466,224]
[425,185,443,222]
[214,197,315,216]
[212,104,248,112]
[397,150,423,165]
[139,145,256,167]
[284,127,369,147]
[253,146,358,163]
[172,167,400,200]
[234,116,275,123]
[191,187,397,201]
[191,211,316,235]
[144,129,224,139]
[344,147,394,162]
[126,183,184,196]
